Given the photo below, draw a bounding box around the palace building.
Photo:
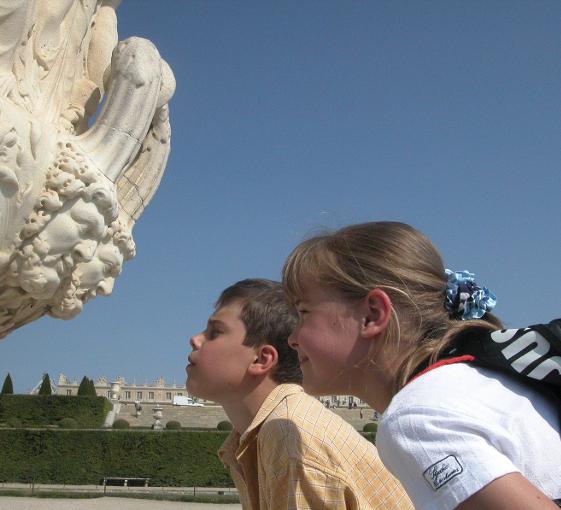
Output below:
[55,374,210,404]
[54,374,368,409]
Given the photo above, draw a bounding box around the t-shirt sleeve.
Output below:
[376,405,519,510]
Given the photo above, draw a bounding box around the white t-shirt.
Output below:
[377,363,561,510]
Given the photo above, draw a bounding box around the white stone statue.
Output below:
[0,0,175,338]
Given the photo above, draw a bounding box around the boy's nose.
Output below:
[190,333,202,349]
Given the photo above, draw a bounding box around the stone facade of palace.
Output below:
[55,374,211,405]
[55,374,370,410]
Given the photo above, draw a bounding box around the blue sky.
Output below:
[2,1,560,392]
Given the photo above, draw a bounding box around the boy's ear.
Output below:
[247,344,278,376]
[360,289,392,340]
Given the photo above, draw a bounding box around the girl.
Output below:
[282,221,561,510]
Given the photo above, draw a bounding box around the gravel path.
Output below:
[0,496,241,510]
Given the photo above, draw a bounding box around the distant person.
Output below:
[282,221,561,509]
[186,278,412,510]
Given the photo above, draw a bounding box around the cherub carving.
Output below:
[0,0,175,337]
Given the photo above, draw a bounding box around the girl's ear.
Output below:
[247,344,279,376]
[360,288,392,339]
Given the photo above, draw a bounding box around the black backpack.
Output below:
[450,319,561,394]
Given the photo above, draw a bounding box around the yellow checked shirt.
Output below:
[218,384,413,510]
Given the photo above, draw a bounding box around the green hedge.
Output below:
[112,419,130,429]
[216,420,233,431]
[0,395,112,428]
[0,429,232,487]
[362,422,378,433]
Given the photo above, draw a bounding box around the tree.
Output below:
[88,378,97,396]
[1,373,13,394]
[38,373,52,395]
[77,376,89,396]
[77,376,97,397]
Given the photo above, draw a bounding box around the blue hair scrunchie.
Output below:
[444,269,497,320]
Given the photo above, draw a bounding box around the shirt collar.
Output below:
[218,428,241,467]
[218,383,304,465]
[239,383,303,444]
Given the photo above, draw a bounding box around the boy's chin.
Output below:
[186,381,213,402]
[186,380,201,398]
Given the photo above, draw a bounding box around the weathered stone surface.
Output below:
[118,403,375,431]
[0,0,175,338]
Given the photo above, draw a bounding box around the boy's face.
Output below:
[186,300,257,403]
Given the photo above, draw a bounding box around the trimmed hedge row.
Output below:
[363,422,378,433]
[0,395,112,428]
[0,429,233,487]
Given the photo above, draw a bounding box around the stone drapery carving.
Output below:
[0,0,175,338]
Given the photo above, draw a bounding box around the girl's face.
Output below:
[288,282,370,396]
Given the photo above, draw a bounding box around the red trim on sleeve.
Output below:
[407,355,476,385]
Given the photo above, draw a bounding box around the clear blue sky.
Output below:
[2,1,560,392]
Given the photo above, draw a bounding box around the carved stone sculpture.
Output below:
[0,0,175,338]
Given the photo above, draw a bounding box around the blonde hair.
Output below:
[282,221,502,392]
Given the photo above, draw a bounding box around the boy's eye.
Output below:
[207,328,221,339]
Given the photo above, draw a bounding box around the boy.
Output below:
[186,279,412,509]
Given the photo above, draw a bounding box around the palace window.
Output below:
[166,392,172,400]
[125,391,131,399]
[136,391,142,399]
[66,389,72,395]
[149,392,154,400]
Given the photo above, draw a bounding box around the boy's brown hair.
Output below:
[216,279,302,384]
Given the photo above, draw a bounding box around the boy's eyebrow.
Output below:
[207,318,225,328]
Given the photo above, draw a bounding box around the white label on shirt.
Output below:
[423,455,463,490]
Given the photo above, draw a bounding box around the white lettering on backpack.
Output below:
[528,357,561,379]
[490,328,561,380]
[501,331,550,372]
[423,455,463,490]
[490,328,521,344]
